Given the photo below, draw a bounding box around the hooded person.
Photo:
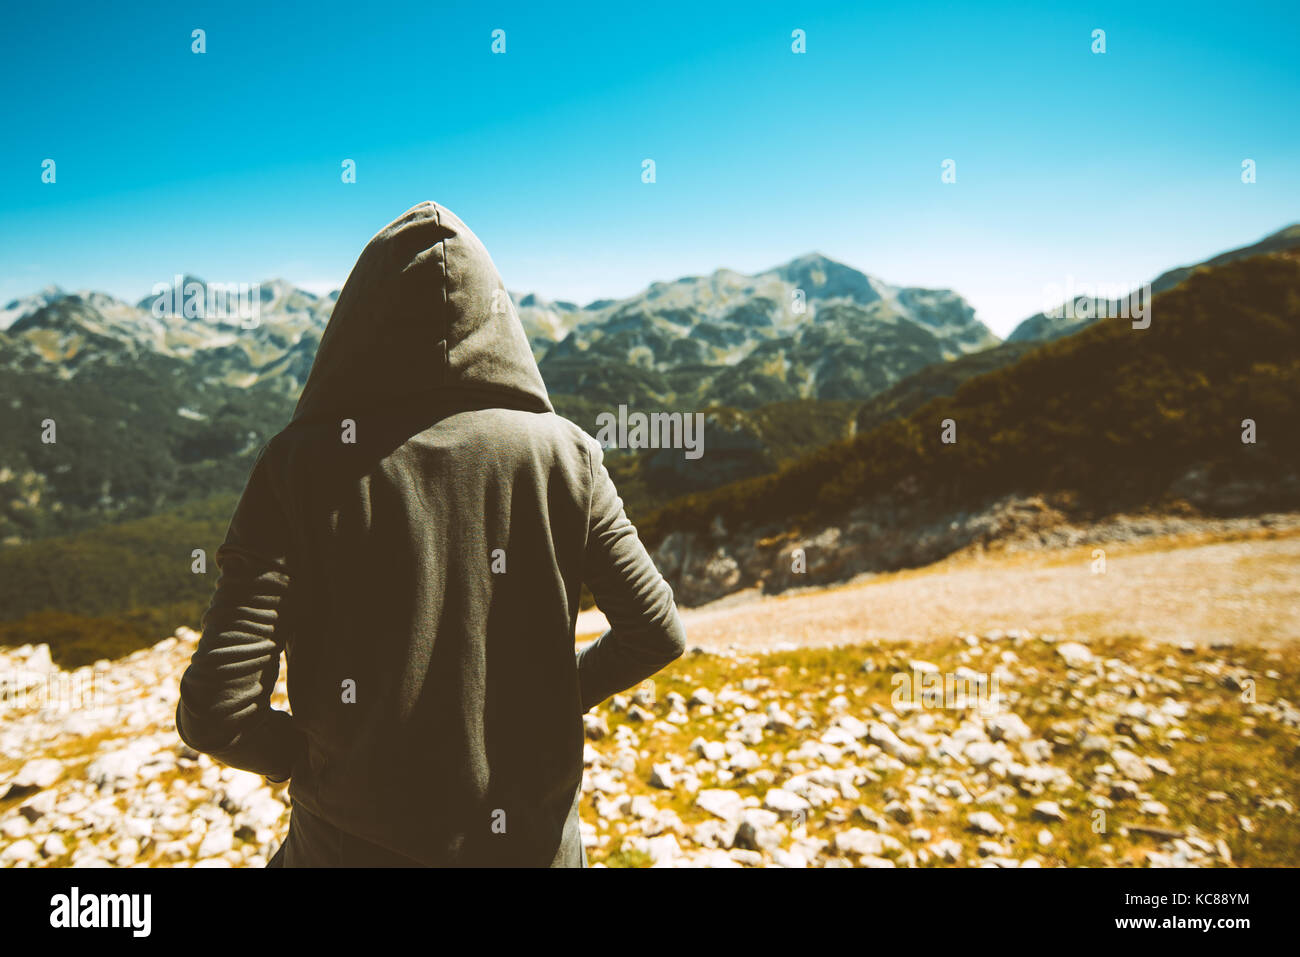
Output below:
[175,201,687,867]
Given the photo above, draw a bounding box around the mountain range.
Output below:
[2,224,1298,663]
[0,254,1002,410]
[0,224,1297,549]
[7,224,1297,402]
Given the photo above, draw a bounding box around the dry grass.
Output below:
[585,631,1300,867]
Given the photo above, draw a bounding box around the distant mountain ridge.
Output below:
[532,253,1000,408]
[1,228,1295,546]
[0,253,994,543]
[7,225,1298,392]
[1007,224,1300,343]
[0,254,997,410]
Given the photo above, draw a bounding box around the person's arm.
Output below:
[176,443,305,780]
[576,437,687,713]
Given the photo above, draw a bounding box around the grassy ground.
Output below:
[583,630,1299,867]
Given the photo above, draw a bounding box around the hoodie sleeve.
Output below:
[575,437,687,713]
[176,442,306,780]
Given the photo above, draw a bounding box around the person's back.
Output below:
[175,202,687,866]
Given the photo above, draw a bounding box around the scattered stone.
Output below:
[1056,643,1094,668]
[883,800,914,824]
[1032,801,1065,822]
[688,688,715,708]
[696,789,744,824]
[1112,750,1155,783]
[967,811,1005,836]
[867,722,923,764]
[646,834,681,865]
[10,758,64,791]
[648,763,675,790]
[986,713,1033,743]
[763,788,812,818]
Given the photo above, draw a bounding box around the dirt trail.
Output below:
[577,526,1300,652]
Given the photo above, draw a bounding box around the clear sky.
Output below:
[1,0,1296,336]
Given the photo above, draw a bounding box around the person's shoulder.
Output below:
[544,411,596,444]
[538,412,603,458]
[264,421,318,456]
[259,419,340,474]
[513,412,603,477]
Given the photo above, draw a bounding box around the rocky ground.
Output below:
[0,630,289,868]
[652,496,1300,608]
[633,516,1300,654]
[2,612,1297,867]
[577,631,1298,867]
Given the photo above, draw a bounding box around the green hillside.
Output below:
[0,350,296,543]
[637,253,1300,546]
[0,494,235,666]
[853,341,1037,434]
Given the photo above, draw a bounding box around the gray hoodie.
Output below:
[176,201,686,866]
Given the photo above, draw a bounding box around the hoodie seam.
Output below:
[582,435,595,557]
[435,204,449,317]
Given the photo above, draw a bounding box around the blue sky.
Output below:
[1,0,1296,336]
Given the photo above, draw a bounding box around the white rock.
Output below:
[867,722,923,764]
[1112,749,1155,783]
[590,772,625,795]
[763,788,811,817]
[1032,801,1065,822]
[986,713,1033,743]
[218,771,265,812]
[1,839,38,864]
[688,689,715,708]
[649,763,675,789]
[690,738,727,762]
[696,789,744,823]
[834,714,869,739]
[647,834,681,865]
[42,834,68,858]
[625,795,656,820]
[239,793,288,830]
[1056,642,1094,668]
[964,741,1003,768]
[967,811,1005,835]
[883,800,914,824]
[86,747,146,791]
[198,826,235,858]
[727,749,762,773]
[933,839,963,862]
[772,849,807,868]
[834,828,885,857]
[765,705,795,731]
[11,758,64,790]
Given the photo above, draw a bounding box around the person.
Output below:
[175,201,687,866]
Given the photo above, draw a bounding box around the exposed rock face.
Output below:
[653,501,1300,608]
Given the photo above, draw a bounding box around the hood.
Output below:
[291,201,552,424]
